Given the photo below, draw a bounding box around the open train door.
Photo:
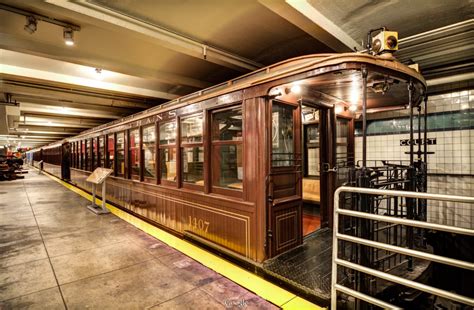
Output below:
[266,99,303,257]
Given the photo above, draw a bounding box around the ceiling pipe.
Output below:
[427,72,474,86]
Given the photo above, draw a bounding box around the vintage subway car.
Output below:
[28,53,425,263]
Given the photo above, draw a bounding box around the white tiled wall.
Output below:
[355,129,474,175]
[354,89,474,229]
[366,89,473,120]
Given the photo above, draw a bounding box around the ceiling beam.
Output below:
[1,64,178,100]
[18,102,124,120]
[259,0,360,52]
[10,95,139,114]
[45,0,263,72]
[0,33,210,90]
[2,83,154,109]
[15,125,82,135]
[18,114,104,129]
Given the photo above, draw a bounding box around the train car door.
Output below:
[266,99,302,257]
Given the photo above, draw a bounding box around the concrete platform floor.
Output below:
[0,170,278,309]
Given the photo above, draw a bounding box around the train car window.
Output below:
[116,132,125,177]
[271,102,295,167]
[107,134,115,172]
[129,128,140,179]
[181,114,204,186]
[181,114,203,143]
[74,142,78,168]
[142,125,156,180]
[99,136,105,168]
[159,120,177,183]
[159,121,177,144]
[160,148,177,182]
[80,140,84,170]
[92,137,98,170]
[71,142,75,168]
[85,139,91,171]
[211,106,243,193]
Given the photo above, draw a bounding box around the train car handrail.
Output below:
[331,186,474,309]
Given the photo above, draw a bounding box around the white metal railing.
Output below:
[331,186,474,309]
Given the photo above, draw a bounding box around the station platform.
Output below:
[0,169,321,309]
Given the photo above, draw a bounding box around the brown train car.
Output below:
[29,53,426,263]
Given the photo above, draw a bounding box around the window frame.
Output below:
[209,104,244,198]
[85,139,91,171]
[128,127,141,181]
[158,119,178,187]
[115,131,126,177]
[80,140,85,170]
[98,136,105,168]
[180,112,204,191]
[106,133,115,175]
[92,137,98,171]
[142,123,158,184]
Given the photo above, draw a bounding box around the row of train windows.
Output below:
[70,106,243,193]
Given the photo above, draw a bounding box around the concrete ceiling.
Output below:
[0,0,472,149]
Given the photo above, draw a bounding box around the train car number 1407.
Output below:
[188,216,210,233]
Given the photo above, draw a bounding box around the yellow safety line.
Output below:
[38,169,324,309]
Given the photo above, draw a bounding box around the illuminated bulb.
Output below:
[349,87,359,105]
[290,84,302,94]
[349,105,358,112]
[47,121,52,125]
[335,105,344,114]
[63,27,74,46]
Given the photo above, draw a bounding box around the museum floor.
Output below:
[0,170,278,309]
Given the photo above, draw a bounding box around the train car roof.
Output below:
[30,52,426,151]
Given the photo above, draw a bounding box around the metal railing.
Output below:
[331,186,474,309]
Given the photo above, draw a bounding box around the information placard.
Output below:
[86,168,113,184]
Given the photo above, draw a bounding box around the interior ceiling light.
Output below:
[24,16,37,34]
[349,105,358,112]
[63,27,74,46]
[290,84,302,94]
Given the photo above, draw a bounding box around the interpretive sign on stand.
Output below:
[86,167,113,215]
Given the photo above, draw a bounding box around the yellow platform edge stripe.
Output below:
[38,169,324,309]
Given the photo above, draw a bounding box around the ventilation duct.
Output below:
[0,105,20,134]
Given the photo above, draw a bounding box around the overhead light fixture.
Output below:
[335,105,344,114]
[63,27,74,46]
[24,16,37,34]
[349,104,358,112]
[349,85,360,105]
[290,84,302,94]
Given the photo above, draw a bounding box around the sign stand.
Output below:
[86,168,113,215]
[38,160,43,175]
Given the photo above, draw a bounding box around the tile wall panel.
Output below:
[354,89,473,229]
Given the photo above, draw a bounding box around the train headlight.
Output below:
[372,30,398,54]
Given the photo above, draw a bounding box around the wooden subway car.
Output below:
[28,53,426,263]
